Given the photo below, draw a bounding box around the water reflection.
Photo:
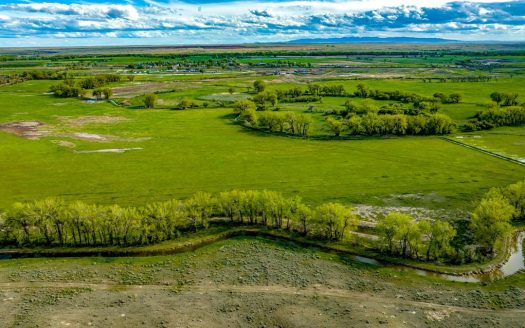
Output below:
[353,232,525,283]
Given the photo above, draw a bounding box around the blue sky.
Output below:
[0,0,524,47]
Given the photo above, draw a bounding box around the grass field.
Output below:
[454,127,525,161]
[1,79,524,210]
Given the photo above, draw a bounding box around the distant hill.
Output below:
[287,36,459,44]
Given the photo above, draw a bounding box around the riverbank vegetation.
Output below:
[1,180,523,266]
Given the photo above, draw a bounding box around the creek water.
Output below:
[350,232,525,283]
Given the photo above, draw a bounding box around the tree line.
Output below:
[342,99,440,117]
[49,74,121,99]
[0,191,356,247]
[20,70,68,81]
[0,190,456,264]
[2,180,523,264]
[235,102,313,137]
[327,113,455,136]
[422,76,493,83]
[464,105,525,131]
[0,70,67,87]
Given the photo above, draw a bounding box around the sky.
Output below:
[0,0,524,47]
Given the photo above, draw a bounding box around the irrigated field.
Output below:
[1,78,524,209]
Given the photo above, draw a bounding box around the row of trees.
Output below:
[343,100,440,117]
[3,180,522,262]
[0,191,356,247]
[326,113,455,136]
[248,82,463,115]
[0,70,68,87]
[19,70,67,81]
[240,109,313,137]
[127,58,241,71]
[354,84,433,103]
[275,88,321,103]
[464,105,525,131]
[260,82,462,107]
[77,74,121,90]
[49,74,121,98]
[422,76,493,83]
[248,60,312,68]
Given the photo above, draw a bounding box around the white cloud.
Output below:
[0,0,524,45]
[2,3,139,20]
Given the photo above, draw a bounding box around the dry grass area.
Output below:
[1,238,523,327]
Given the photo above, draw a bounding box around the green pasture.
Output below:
[455,127,525,160]
[1,80,524,210]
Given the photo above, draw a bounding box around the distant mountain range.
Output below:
[286,36,459,44]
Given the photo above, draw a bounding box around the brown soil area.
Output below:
[0,121,46,139]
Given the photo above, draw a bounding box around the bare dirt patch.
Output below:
[71,132,109,141]
[354,204,467,222]
[0,121,47,139]
[1,118,148,144]
[425,309,452,322]
[75,148,143,154]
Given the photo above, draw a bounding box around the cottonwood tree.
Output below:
[5,203,34,245]
[233,99,256,114]
[470,195,515,254]
[102,88,113,100]
[315,203,356,241]
[294,114,313,137]
[253,80,266,93]
[295,203,313,235]
[240,108,258,126]
[326,117,345,137]
[418,219,456,261]
[501,180,525,220]
[377,212,414,256]
[184,192,215,230]
[218,190,242,221]
[355,84,369,98]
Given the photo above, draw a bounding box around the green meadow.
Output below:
[1,75,524,209]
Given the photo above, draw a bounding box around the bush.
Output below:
[144,94,157,109]
[49,83,80,98]
[464,106,525,131]
[233,100,256,114]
